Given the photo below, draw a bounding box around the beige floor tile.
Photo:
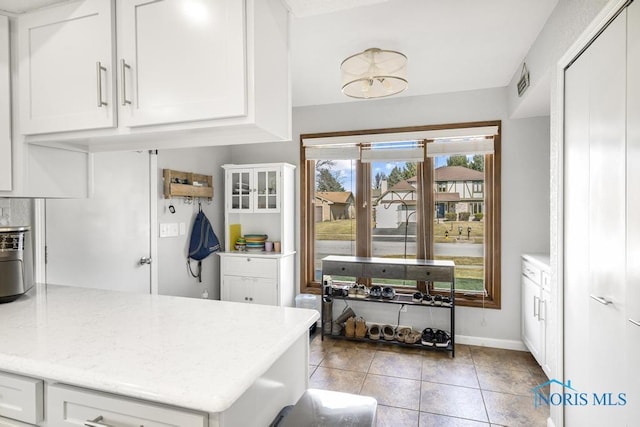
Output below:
[375,404,420,427]
[319,345,375,372]
[420,382,488,422]
[475,364,540,396]
[369,350,423,380]
[482,390,549,427]
[422,358,479,389]
[419,412,490,426]
[361,374,422,410]
[309,367,366,394]
[469,346,535,372]
[309,364,318,377]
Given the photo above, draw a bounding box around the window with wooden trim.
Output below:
[300,121,502,308]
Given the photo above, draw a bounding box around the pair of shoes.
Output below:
[382,325,395,341]
[404,329,422,344]
[421,294,433,305]
[335,307,356,324]
[355,317,367,338]
[441,296,452,307]
[381,286,396,299]
[369,285,382,298]
[395,327,412,342]
[345,317,356,337]
[355,284,369,298]
[434,329,451,348]
[421,327,436,346]
[434,295,443,306]
[412,292,423,302]
[368,324,381,340]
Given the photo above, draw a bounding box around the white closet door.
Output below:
[563,32,592,427]
[117,0,246,127]
[586,13,627,426]
[627,1,640,422]
[565,8,628,426]
[0,16,10,191]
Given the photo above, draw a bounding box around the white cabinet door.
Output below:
[227,169,253,212]
[117,0,246,127]
[18,0,115,134]
[252,277,277,306]
[540,287,551,377]
[254,168,280,213]
[222,275,252,303]
[522,276,542,363]
[0,16,10,191]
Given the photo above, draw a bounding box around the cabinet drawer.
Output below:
[405,265,454,282]
[522,260,541,284]
[362,263,405,279]
[0,416,34,427]
[47,383,207,427]
[322,261,363,277]
[223,256,277,278]
[0,371,43,424]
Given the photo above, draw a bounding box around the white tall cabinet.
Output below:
[219,163,295,307]
[564,3,637,425]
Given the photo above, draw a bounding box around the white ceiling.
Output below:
[0,0,558,109]
[290,0,558,107]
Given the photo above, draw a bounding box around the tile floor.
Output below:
[308,333,550,427]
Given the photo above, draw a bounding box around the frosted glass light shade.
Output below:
[341,48,408,99]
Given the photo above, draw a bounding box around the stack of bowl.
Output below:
[235,237,246,251]
[244,234,268,252]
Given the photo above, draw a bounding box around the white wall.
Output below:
[156,146,231,299]
[508,0,609,118]
[231,87,550,347]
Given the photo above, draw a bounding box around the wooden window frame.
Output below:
[300,121,501,309]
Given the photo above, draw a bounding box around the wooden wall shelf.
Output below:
[163,169,213,199]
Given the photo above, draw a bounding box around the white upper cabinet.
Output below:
[0,15,10,191]
[16,0,291,152]
[18,0,115,134]
[117,0,245,127]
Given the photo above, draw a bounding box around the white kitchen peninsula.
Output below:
[0,285,318,426]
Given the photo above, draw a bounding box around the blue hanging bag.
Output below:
[187,204,220,282]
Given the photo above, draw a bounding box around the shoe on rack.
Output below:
[369,285,382,298]
[434,329,451,348]
[395,327,412,342]
[355,317,368,338]
[381,286,396,299]
[345,316,356,337]
[441,296,452,307]
[382,324,395,341]
[368,324,381,340]
[404,329,422,345]
[412,292,423,303]
[335,307,356,324]
[331,322,343,336]
[434,295,443,306]
[421,294,433,305]
[421,328,436,346]
[356,285,369,298]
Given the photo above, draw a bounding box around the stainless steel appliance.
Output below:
[0,226,33,303]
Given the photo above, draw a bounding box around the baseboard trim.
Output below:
[455,335,528,351]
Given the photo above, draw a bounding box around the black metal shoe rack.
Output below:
[320,255,456,357]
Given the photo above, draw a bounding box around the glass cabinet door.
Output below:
[255,168,280,212]
[229,170,252,211]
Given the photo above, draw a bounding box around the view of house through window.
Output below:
[302,122,501,308]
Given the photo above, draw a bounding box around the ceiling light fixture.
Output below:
[340,48,408,99]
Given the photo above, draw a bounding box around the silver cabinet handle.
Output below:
[85,416,114,427]
[96,62,108,107]
[539,299,546,321]
[120,59,131,106]
[629,318,640,327]
[139,256,152,265]
[533,295,539,318]
[590,295,612,305]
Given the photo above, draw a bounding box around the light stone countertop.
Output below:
[0,284,318,413]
